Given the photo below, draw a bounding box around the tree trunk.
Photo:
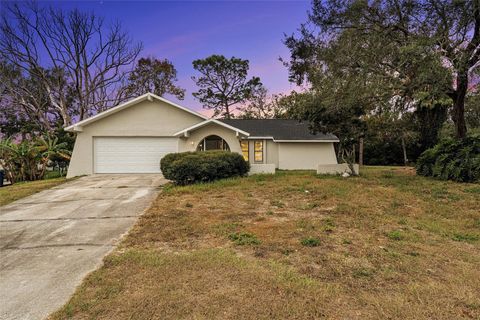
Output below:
[453,72,468,139]
[401,136,408,166]
[39,159,48,180]
[359,138,364,166]
[225,104,231,119]
[352,144,356,164]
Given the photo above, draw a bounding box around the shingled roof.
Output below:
[219,119,338,141]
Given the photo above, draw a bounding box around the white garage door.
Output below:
[94,137,178,173]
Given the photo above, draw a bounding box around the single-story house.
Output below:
[65,93,340,178]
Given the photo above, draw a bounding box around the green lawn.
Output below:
[0,178,66,206]
[50,167,480,319]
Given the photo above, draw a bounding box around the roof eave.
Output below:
[273,139,340,143]
[174,119,250,137]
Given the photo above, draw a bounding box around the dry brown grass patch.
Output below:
[51,167,480,319]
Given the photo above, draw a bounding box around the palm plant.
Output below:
[0,138,18,183]
[35,136,71,178]
[0,135,72,184]
[0,138,40,182]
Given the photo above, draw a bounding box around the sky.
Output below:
[51,0,311,115]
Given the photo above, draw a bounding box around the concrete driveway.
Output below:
[0,174,166,320]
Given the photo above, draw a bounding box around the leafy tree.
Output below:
[283,0,480,139]
[191,55,262,119]
[125,57,185,99]
[413,103,449,151]
[238,86,288,119]
[465,92,480,131]
[287,88,366,175]
[363,113,417,166]
[283,26,401,168]
[271,91,311,118]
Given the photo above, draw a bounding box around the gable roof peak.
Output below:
[65,93,207,132]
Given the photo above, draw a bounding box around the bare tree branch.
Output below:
[0,2,142,128]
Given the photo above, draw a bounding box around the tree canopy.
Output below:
[283,0,480,139]
[125,57,185,100]
[192,55,262,119]
[238,86,290,119]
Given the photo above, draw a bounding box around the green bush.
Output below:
[386,230,404,241]
[416,136,480,183]
[228,232,260,245]
[300,237,320,247]
[160,150,250,185]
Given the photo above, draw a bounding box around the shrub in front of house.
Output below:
[416,135,480,183]
[161,151,250,185]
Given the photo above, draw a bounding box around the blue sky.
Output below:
[52,0,311,114]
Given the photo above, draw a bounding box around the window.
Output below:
[240,141,249,161]
[254,140,263,162]
[197,135,230,151]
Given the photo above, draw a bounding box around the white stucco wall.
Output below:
[277,142,337,170]
[266,140,279,168]
[249,163,276,174]
[241,139,336,171]
[317,163,359,175]
[67,99,204,178]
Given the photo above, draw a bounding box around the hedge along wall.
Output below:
[160,151,250,185]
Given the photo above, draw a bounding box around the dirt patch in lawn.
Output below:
[51,167,480,319]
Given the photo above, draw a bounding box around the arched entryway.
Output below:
[197,135,230,151]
